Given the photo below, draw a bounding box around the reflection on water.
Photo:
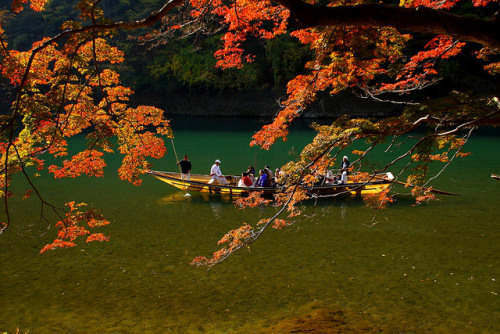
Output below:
[0,118,499,333]
[157,192,193,205]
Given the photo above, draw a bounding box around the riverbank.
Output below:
[132,89,404,118]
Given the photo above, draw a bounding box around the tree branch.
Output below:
[275,0,500,48]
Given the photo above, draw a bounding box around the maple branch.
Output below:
[1,1,185,236]
[3,0,185,130]
[357,87,422,105]
[276,0,500,48]
[86,0,186,31]
[424,128,473,186]
[11,143,63,238]
[437,106,500,136]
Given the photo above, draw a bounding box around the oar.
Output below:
[392,179,459,196]
[371,175,460,196]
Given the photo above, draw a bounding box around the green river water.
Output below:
[1,117,499,333]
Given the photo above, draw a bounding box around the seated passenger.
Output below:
[340,171,348,184]
[274,168,283,186]
[275,168,282,179]
[209,159,227,185]
[265,166,274,180]
[255,169,269,187]
[324,170,335,184]
[246,168,255,183]
[238,172,253,187]
[246,166,256,184]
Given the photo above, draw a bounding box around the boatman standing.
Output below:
[339,155,350,184]
[178,155,192,181]
[340,155,350,172]
[210,159,227,185]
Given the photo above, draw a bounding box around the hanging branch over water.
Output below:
[191,97,495,266]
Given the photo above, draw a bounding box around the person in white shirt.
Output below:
[210,159,227,185]
[339,156,350,184]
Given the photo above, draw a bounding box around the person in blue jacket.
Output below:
[255,169,269,187]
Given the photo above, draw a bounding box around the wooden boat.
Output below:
[492,173,500,181]
[146,170,394,197]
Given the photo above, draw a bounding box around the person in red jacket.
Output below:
[238,172,253,187]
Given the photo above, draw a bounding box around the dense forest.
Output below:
[0,0,497,117]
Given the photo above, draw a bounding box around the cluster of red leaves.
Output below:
[191,213,294,266]
[428,153,449,162]
[349,172,370,183]
[402,0,460,9]
[11,0,48,13]
[389,0,498,94]
[271,218,292,229]
[412,135,471,164]
[183,2,408,150]
[378,35,466,93]
[195,0,289,69]
[40,202,110,253]
[406,172,426,187]
[195,176,310,266]
[351,150,365,156]
[412,187,436,205]
[363,187,394,210]
[22,188,33,200]
[191,223,255,266]
[274,187,309,217]
[255,217,291,229]
[49,150,106,178]
[234,191,272,209]
[476,47,500,75]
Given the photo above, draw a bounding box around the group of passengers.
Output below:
[237,165,282,188]
[207,159,279,187]
[318,156,351,185]
[179,155,350,187]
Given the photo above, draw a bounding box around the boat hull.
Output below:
[147,171,391,197]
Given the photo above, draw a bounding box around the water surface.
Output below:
[1,117,499,333]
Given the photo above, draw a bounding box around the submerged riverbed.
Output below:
[1,117,499,333]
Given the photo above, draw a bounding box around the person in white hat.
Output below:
[339,156,350,184]
[340,156,350,171]
[210,159,227,185]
